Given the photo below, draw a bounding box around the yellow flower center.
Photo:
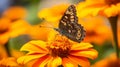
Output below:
[105,0,120,5]
[47,35,72,58]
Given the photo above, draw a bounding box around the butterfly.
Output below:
[54,5,86,43]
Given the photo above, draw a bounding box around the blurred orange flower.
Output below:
[117,22,120,48]
[27,22,53,41]
[0,18,31,45]
[77,0,120,17]
[38,4,69,27]
[3,6,27,21]
[0,45,8,60]
[17,30,98,67]
[79,16,112,44]
[0,57,22,67]
[92,53,120,67]
[0,45,21,67]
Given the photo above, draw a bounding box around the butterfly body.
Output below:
[54,5,86,43]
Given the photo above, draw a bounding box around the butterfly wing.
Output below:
[58,5,85,43]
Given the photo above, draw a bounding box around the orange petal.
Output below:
[85,0,105,5]
[27,23,52,41]
[67,55,90,67]
[0,33,9,45]
[33,55,52,67]
[3,6,27,20]
[0,45,8,58]
[104,5,118,17]
[17,53,47,64]
[62,57,78,67]
[10,20,31,38]
[71,43,93,50]
[0,17,11,45]
[20,40,48,53]
[38,4,69,23]
[47,57,62,67]
[0,57,19,67]
[70,49,98,60]
[47,30,58,42]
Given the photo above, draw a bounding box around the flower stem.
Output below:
[109,16,119,58]
[5,42,11,57]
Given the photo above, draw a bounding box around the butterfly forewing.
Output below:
[58,5,85,43]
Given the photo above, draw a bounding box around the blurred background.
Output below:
[0,0,119,67]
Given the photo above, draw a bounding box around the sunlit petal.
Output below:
[70,49,98,59]
[20,40,48,53]
[47,57,62,67]
[62,57,78,67]
[68,55,90,67]
[17,54,47,64]
[71,43,93,50]
[33,55,52,67]
[10,20,31,38]
[0,57,19,67]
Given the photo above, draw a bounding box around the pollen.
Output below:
[105,0,120,5]
[47,35,72,58]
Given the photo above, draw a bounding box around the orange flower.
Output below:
[3,6,27,20]
[17,30,98,67]
[79,16,112,44]
[0,57,22,67]
[38,4,69,27]
[92,53,120,67]
[0,18,30,45]
[77,0,120,17]
[117,21,120,48]
[0,45,8,59]
[0,45,21,67]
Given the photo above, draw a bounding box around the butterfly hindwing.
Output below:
[58,5,85,43]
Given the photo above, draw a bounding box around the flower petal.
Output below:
[0,33,9,45]
[70,49,98,60]
[33,55,52,67]
[38,4,69,23]
[104,5,119,17]
[71,43,93,50]
[20,40,48,53]
[62,57,78,67]
[10,20,31,38]
[17,54,47,64]
[3,6,27,20]
[68,55,90,67]
[47,57,62,67]
[47,30,58,42]
[0,57,19,67]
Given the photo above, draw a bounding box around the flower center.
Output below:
[108,59,120,67]
[87,31,98,36]
[0,24,9,34]
[0,28,8,34]
[47,35,72,58]
[105,0,120,5]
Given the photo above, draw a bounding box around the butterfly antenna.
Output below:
[39,25,59,31]
[39,25,54,28]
